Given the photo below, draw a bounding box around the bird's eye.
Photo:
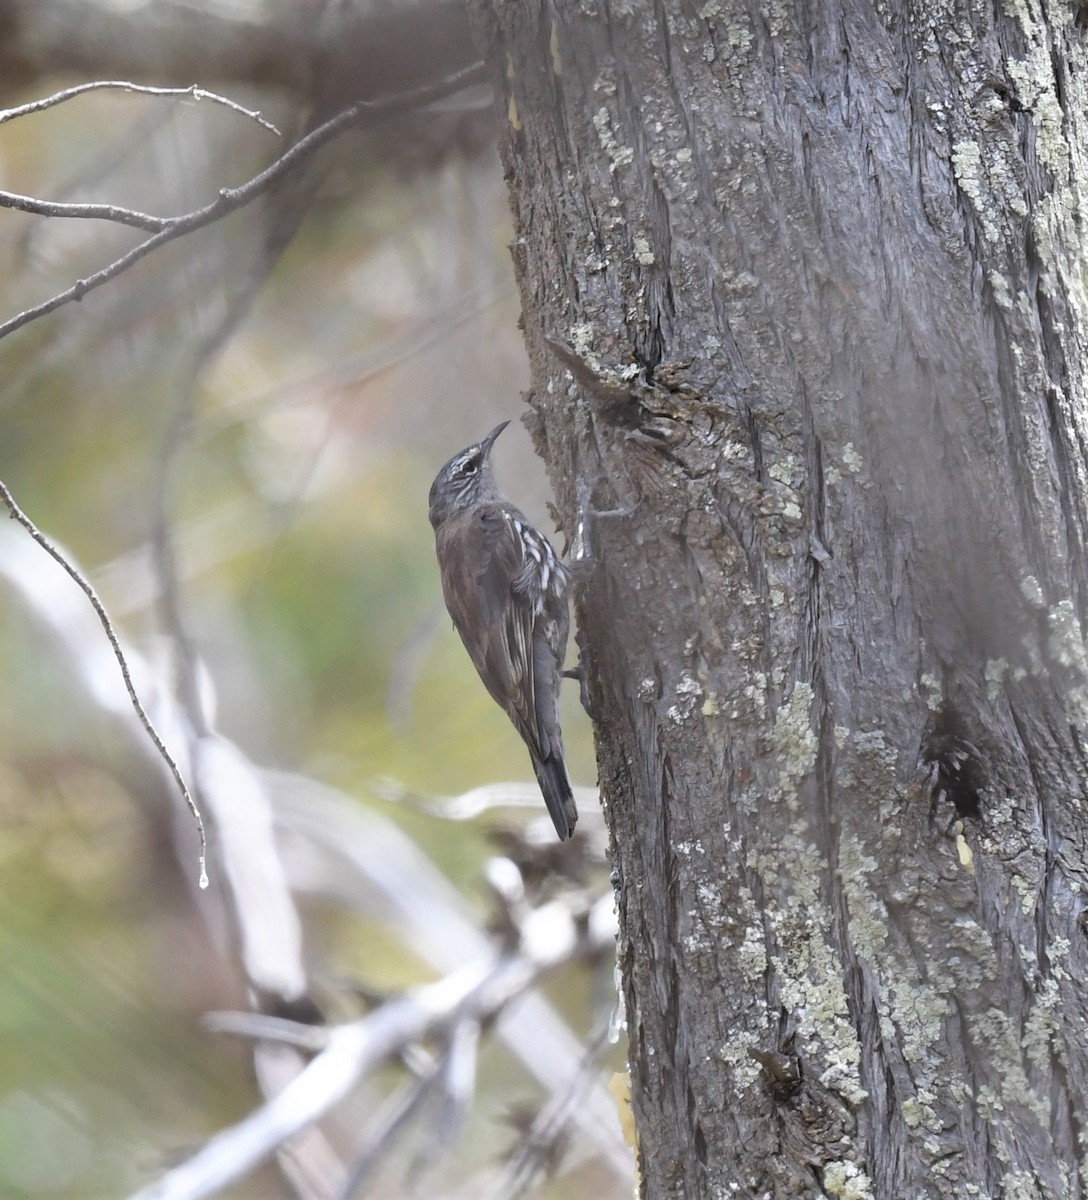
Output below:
[461,458,479,476]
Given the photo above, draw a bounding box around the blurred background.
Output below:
[0,3,623,1196]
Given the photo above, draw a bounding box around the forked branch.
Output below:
[0,63,486,342]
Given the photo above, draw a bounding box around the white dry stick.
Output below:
[130,892,618,1200]
[269,772,630,1180]
[0,80,281,134]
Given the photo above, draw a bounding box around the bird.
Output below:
[428,421,578,840]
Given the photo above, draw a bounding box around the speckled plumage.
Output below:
[429,423,577,840]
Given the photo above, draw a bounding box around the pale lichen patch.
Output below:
[970,1006,1051,1127]
[769,681,817,797]
[1006,44,1070,180]
[852,728,899,773]
[633,236,655,265]
[571,321,595,359]
[952,139,1003,244]
[1047,935,1071,982]
[822,1158,875,1200]
[720,1027,761,1089]
[901,1092,939,1131]
[780,499,802,522]
[720,885,765,1092]
[985,657,1009,700]
[1013,593,1088,726]
[999,1168,1045,1200]
[841,442,863,474]
[1021,977,1060,1070]
[769,901,867,1108]
[736,917,766,985]
[989,268,1014,310]
[667,673,704,723]
[765,839,867,1109]
[919,672,944,711]
[1046,598,1088,672]
[1021,573,1047,608]
[592,106,634,171]
[768,454,798,484]
[710,6,754,61]
[885,970,949,1068]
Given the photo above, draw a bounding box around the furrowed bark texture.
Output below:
[474,1,1088,1196]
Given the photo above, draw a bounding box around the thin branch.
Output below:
[374,777,603,820]
[205,1013,331,1054]
[0,80,281,135]
[0,221,187,340]
[0,478,208,889]
[0,61,487,342]
[339,1062,438,1200]
[0,189,168,230]
[486,1020,616,1200]
[413,1020,480,1177]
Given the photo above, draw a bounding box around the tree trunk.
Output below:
[472,1,1088,1195]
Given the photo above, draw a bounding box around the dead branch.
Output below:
[131,892,619,1200]
[0,189,169,229]
[0,79,280,132]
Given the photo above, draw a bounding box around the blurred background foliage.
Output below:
[0,5,616,1196]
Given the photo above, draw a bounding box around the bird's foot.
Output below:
[563,634,597,719]
[567,477,639,579]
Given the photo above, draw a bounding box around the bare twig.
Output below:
[0,478,208,888]
[0,189,168,230]
[0,80,281,134]
[487,1020,616,1200]
[205,1012,331,1054]
[338,1061,437,1199]
[416,1019,480,1172]
[374,777,602,821]
[0,220,191,340]
[0,61,486,342]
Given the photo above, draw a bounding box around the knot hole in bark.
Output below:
[921,705,986,824]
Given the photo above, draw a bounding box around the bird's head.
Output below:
[428,421,509,529]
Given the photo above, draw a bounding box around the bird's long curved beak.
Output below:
[480,420,510,457]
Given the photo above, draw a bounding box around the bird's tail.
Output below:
[532,752,578,840]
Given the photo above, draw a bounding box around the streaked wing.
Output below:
[437,506,542,756]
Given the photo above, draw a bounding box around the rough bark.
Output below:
[473,0,1088,1196]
